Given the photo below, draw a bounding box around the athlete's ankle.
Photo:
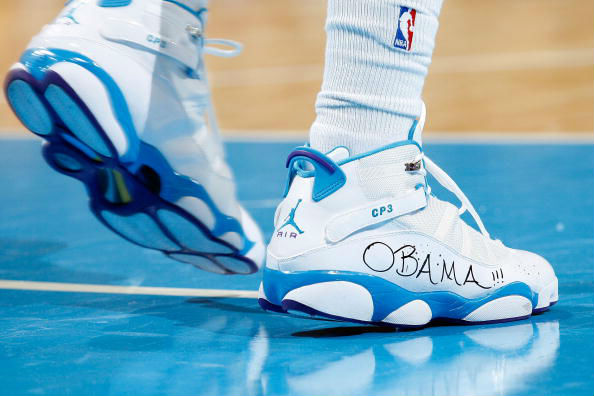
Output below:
[309,0,443,155]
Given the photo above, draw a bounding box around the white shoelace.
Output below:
[413,153,491,238]
[192,31,243,136]
[203,38,243,57]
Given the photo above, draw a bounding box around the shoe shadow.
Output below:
[292,326,397,338]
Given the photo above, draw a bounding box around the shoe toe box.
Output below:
[513,249,558,304]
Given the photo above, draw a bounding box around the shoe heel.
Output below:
[5,62,122,160]
[43,61,129,158]
[5,71,54,136]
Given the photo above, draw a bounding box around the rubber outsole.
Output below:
[4,64,258,275]
[258,273,558,329]
[260,296,558,329]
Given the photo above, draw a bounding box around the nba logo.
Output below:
[394,6,416,51]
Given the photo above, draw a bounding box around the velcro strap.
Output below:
[100,8,200,69]
[325,188,427,243]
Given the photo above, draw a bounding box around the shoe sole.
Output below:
[4,55,258,275]
[258,269,558,328]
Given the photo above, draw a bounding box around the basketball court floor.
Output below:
[0,0,593,394]
[1,136,592,395]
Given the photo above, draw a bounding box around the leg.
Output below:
[310,0,443,154]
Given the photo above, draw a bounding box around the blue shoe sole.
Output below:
[4,64,258,275]
[259,268,557,328]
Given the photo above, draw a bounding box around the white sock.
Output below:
[310,0,444,155]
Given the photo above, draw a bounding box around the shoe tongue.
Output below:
[326,146,350,163]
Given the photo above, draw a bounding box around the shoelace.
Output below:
[185,24,243,57]
[187,21,243,136]
[412,153,491,239]
[203,38,243,57]
[202,39,242,135]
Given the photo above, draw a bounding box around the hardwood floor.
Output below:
[1,0,592,136]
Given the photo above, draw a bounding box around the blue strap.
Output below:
[97,0,132,7]
[283,147,346,202]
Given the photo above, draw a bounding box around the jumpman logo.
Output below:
[279,199,304,234]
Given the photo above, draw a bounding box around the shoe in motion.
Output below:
[4,0,264,274]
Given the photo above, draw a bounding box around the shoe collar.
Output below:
[284,137,492,240]
[283,139,423,201]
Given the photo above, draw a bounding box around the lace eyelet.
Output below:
[405,160,421,172]
[186,24,203,40]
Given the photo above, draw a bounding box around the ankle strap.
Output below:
[325,188,427,243]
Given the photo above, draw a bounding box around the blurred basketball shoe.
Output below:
[4,0,264,274]
[259,105,558,326]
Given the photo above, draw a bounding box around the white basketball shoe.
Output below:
[259,107,558,327]
[4,0,265,274]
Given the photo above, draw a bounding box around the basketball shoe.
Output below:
[4,0,265,274]
[259,106,558,326]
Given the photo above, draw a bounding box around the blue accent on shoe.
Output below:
[129,142,251,243]
[281,299,532,328]
[60,133,102,162]
[99,168,125,203]
[44,84,112,157]
[215,255,255,275]
[277,198,305,234]
[261,267,538,323]
[258,297,286,314]
[282,141,422,201]
[98,0,132,7]
[168,253,227,274]
[53,153,83,172]
[101,211,180,251]
[408,118,419,140]
[337,139,423,166]
[284,147,346,202]
[156,209,234,253]
[6,80,53,135]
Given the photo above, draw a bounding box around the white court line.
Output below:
[209,48,594,87]
[0,279,259,299]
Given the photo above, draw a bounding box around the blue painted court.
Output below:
[1,138,593,396]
